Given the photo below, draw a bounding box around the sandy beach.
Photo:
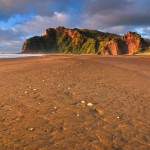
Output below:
[0,55,150,150]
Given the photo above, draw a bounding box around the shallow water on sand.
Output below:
[0,54,46,59]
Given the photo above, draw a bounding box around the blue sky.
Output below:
[0,0,150,53]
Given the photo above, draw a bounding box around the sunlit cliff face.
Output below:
[22,27,149,55]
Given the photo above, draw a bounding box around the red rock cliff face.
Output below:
[122,32,142,54]
[101,39,124,55]
[101,32,146,55]
[22,40,29,53]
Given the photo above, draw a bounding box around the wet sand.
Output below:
[0,55,150,150]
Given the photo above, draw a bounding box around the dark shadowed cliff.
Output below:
[22,27,150,55]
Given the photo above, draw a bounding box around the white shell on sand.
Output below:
[77,114,79,117]
[29,128,34,131]
[81,101,85,104]
[87,103,93,106]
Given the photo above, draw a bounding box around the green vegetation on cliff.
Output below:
[22,27,149,55]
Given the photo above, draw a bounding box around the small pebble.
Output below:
[54,107,57,109]
[71,93,75,95]
[77,114,80,117]
[117,116,120,119]
[24,91,28,94]
[33,89,36,91]
[42,80,45,82]
[81,101,85,104]
[68,87,70,90]
[29,128,34,131]
[87,103,93,106]
[95,109,104,115]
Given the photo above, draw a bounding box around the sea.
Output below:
[0,54,46,59]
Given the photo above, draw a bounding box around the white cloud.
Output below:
[0,40,22,53]
[14,12,70,35]
[134,27,150,38]
[99,26,126,34]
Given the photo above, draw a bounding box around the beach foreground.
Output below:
[0,55,150,150]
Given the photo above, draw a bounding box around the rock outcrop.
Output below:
[122,32,145,54]
[22,27,149,55]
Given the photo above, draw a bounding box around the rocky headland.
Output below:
[22,27,150,55]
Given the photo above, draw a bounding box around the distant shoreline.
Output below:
[0,53,47,59]
[0,53,150,60]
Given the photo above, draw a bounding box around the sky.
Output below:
[0,0,150,53]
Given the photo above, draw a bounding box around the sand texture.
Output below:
[0,55,150,150]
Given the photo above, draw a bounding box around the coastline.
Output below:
[0,53,47,59]
[1,53,150,59]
